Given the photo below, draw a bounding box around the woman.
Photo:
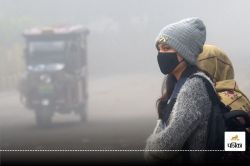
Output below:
[144,18,214,164]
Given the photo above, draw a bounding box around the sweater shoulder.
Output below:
[176,71,213,103]
[183,71,213,92]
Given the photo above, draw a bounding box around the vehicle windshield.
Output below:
[29,40,65,52]
[27,40,66,65]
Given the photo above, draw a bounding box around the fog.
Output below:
[0,0,249,164]
[1,0,250,78]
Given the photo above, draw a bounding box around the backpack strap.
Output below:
[190,74,250,128]
[189,74,220,105]
[188,73,226,165]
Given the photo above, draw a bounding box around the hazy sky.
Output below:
[0,0,249,80]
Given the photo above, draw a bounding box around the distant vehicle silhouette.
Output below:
[19,25,89,127]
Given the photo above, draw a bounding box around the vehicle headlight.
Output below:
[40,74,52,83]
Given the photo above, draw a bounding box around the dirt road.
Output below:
[0,73,162,164]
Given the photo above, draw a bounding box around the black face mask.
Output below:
[157,52,183,75]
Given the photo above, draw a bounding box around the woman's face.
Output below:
[157,43,187,78]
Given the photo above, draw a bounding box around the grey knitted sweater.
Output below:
[144,72,213,164]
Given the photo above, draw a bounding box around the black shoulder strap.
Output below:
[190,74,250,128]
[189,74,225,152]
[189,74,219,105]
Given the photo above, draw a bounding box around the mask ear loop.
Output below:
[178,59,185,64]
[175,53,185,65]
[172,58,185,73]
[178,58,185,65]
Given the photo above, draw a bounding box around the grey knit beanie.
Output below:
[156,17,206,65]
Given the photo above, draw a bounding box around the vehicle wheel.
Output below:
[35,109,53,128]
